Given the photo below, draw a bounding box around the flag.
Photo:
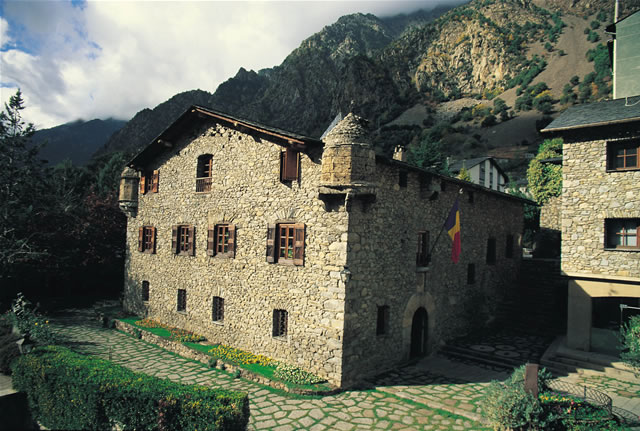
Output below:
[444,198,461,263]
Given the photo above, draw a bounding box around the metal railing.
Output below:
[195,177,212,193]
[545,380,612,413]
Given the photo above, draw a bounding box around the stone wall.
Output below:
[562,136,640,278]
[123,120,349,386]
[341,162,523,385]
[540,195,561,231]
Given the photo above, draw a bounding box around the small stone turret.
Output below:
[118,166,139,217]
[393,145,407,162]
[320,113,376,188]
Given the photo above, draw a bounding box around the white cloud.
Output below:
[1,0,456,130]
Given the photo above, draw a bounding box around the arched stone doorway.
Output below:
[410,307,429,358]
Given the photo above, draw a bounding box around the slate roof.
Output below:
[542,96,640,132]
[449,156,508,180]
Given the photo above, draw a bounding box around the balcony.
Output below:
[195,177,212,193]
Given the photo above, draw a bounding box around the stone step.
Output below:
[542,355,639,382]
[440,345,539,371]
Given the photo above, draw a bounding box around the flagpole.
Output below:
[428,190,463,257]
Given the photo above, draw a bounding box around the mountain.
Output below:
[32,118,126,165]
[98,0,637,181]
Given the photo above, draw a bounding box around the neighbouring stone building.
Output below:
[448,157,508,192]
[542,98,640,354]
[119,106,528,387]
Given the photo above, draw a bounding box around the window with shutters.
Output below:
[505,234,514,258]
[416,231,430,267]
[208,224,235,258]
[486,237,496,265]
[376,305,390,336]
[196,154,213,192]
[140,170,159,194]
[266,223,305,265]
[605,219,639,249]
[280,148,299,182]
[142,281,150,302]
[172,225,195,256]
[212,296,224,322]
[177,289,187,312]
[272,309,288,337]
[607,140,639,171]
[138,226,156,254]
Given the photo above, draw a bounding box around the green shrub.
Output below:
[621,314,640,374]
[527,138,563,204]
[273,363,325,385]
[11,346,249,431]
[4,293,56,345]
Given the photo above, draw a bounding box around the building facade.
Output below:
[449,157,508,192]
[542,99,640,354]
[120,107,526,387]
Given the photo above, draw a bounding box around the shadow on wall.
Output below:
[533,228,560,258]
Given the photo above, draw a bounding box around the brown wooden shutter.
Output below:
[151,170,159,193]
[228,224,236,258]
[207,226,215,256]
[171,226,178,254]
[266,224,276,263]
[151,226,157,254]
[139,174,146,194]
[188,225,195,256]
[138,227,144,252]
[285,148,299,181]
[293,223,305,266]
[279,151,285,182]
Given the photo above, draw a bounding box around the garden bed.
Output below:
[114,318,338,396]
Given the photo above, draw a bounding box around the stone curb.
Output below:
[113,319,340,396]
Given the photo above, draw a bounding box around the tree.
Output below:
[0,90,45,278]
[621,315,640,375]
[526,138,563,204]
[408,137,449,174]
[457,165,472,181]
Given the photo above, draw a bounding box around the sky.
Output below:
[1,0,453,130]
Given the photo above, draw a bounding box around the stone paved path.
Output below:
[50,311,488,431]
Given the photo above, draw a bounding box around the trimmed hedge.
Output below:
[11,346,249,430]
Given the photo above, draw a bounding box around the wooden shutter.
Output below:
[228,224,236,258]
[171,226,178,254]
[293,223,305,266]
[139,173,146,194]
[151,170,159,193]
[207,226,215,256]
[281,148,299,181]
[151,227,157,254]
[188,225,195,256]
[138,227,144,252]
[266,224,276,263]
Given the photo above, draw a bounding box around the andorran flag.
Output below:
[444,198,461,263]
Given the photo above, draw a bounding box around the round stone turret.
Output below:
[118,166,139,217]
[321,113,376,187]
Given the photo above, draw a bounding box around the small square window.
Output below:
[177,289,187,312]
[416,231,430,267]
[208,224,236,257]
[142,281,150,301]
[266,223,304,265]
[140,170,159,194]
[486,237,496,265]
[172,225,195,256]
[376,305,390,336]
[608,140,639,171]
[273,309,288,337]
[212,296,224,322]
[605,219,639,249]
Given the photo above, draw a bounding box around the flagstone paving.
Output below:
[49,311,489,430]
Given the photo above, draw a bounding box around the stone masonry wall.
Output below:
[341,164,524,385]
[123,120,349,386]
[540,195,562,231]
[562,136,640,278]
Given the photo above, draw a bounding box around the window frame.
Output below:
[212,296,224,322]
[140,170,159,194]
[280,148,300,182]
[416,231,431,267]
[605,218,639,250]
[172,224,195,256]
[505,234,514,258]
[266,223,304,266]
[607,140,640,171]
[142,281,150,302]
[376,305,390,336]
[486,237,497,265]
[138,226,156,254]
[177,289,187,312]
[196,154,214,192]
[272,309,288,338]
[208,224,235,258]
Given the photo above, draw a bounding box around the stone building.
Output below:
[542,98,640,354]
[448,157,508,192]
[119,106,527,387]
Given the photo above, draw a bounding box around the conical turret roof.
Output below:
[323,113,369,145]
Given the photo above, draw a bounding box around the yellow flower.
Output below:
[34,322,38,326]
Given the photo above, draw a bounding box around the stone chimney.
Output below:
[118,166,139,217]
[320,113,376,188]
[393,145,407,162]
